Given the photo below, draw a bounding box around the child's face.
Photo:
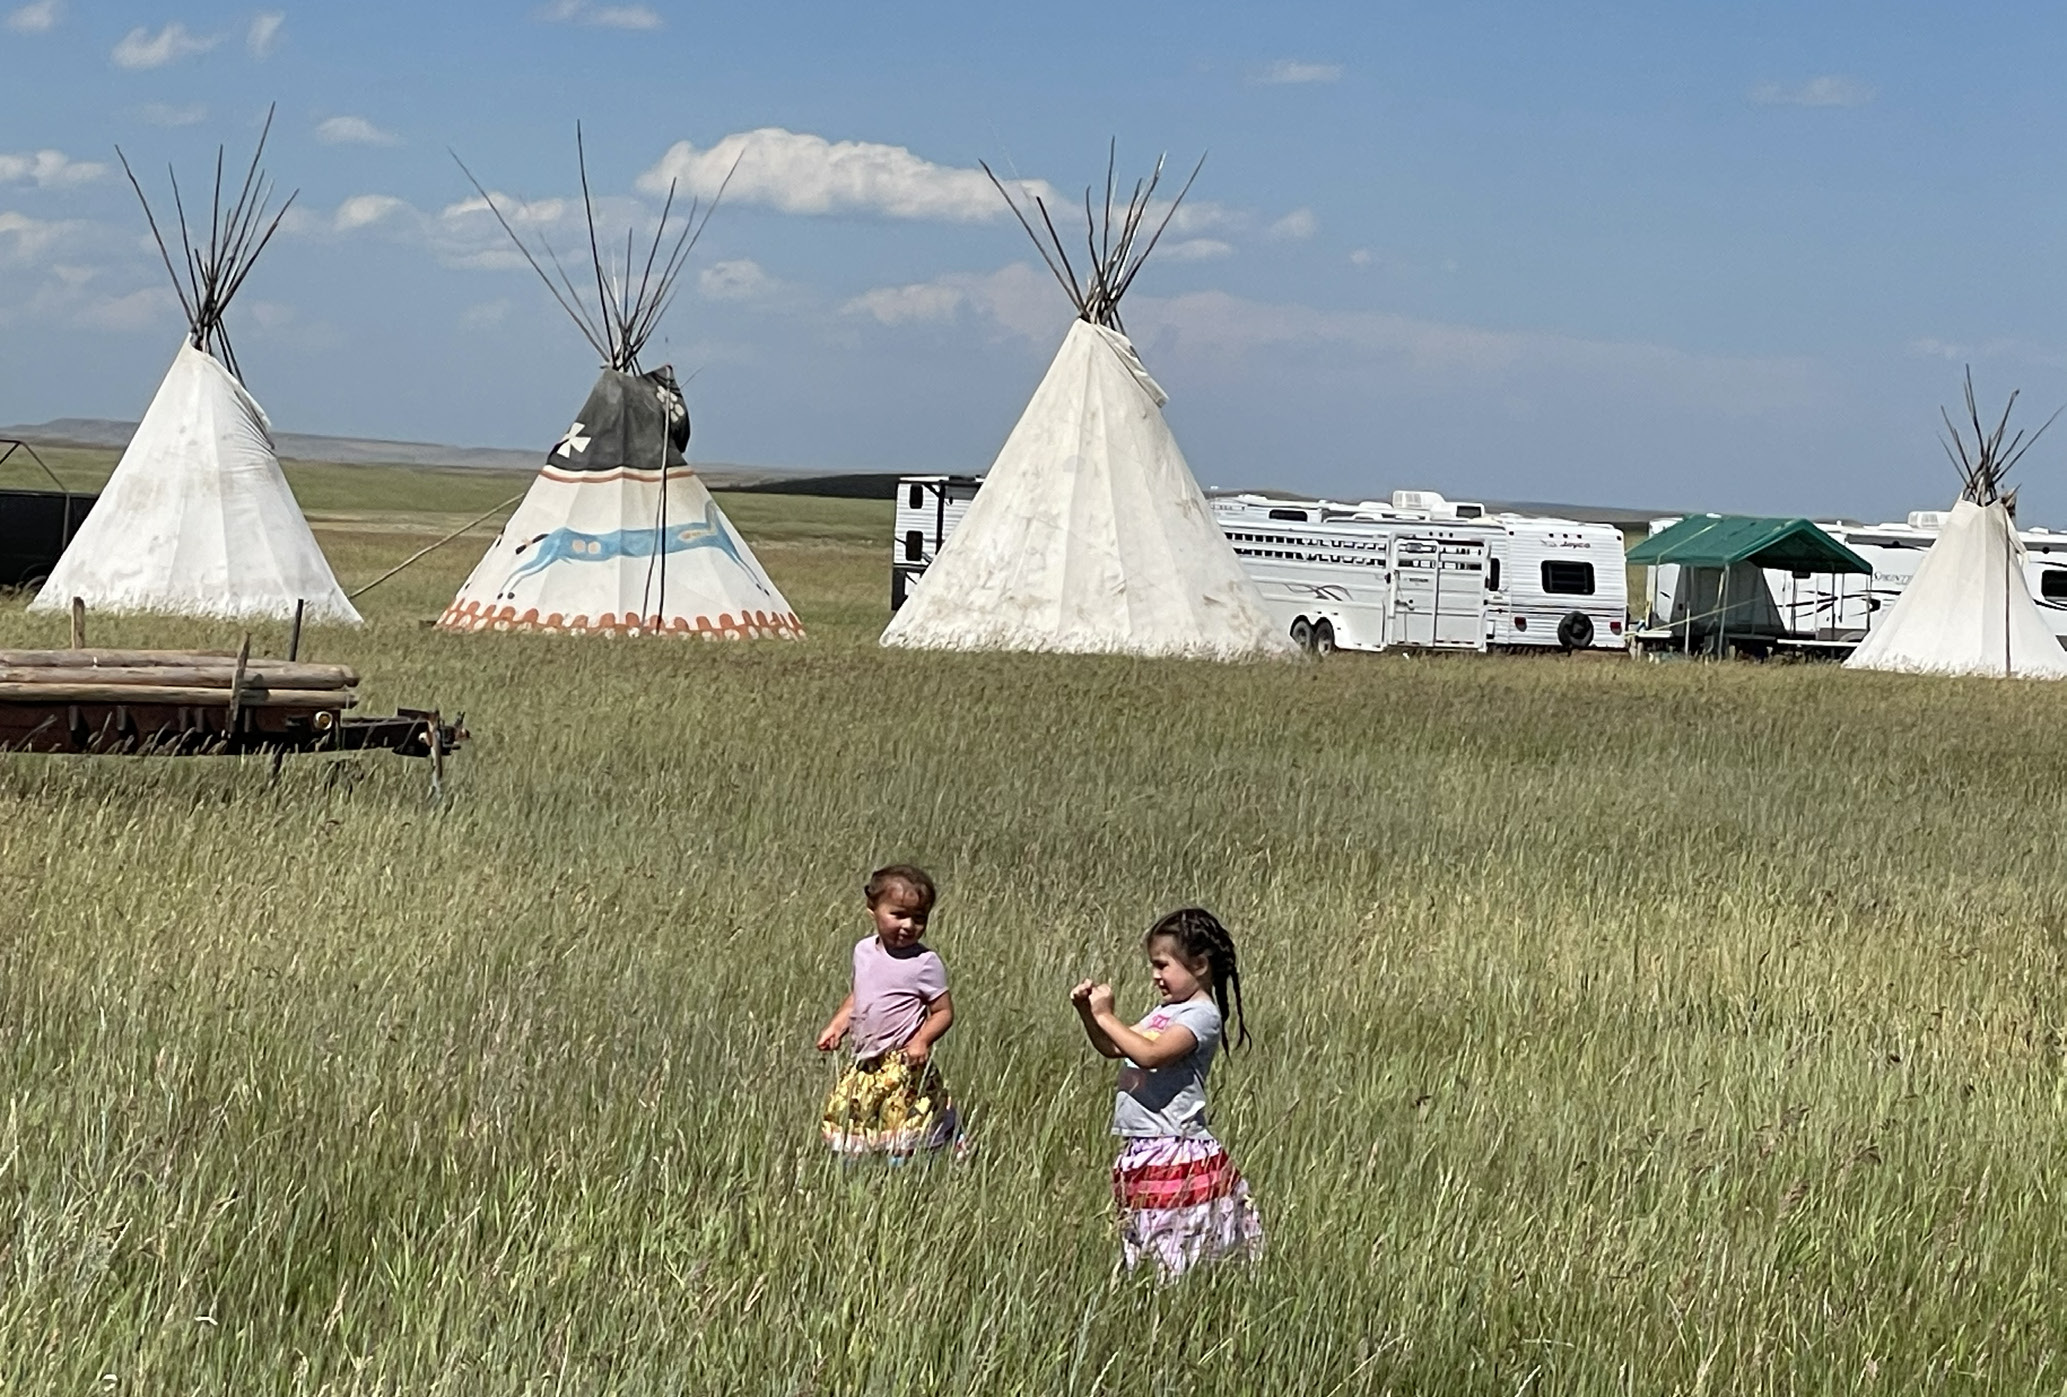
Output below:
[1147,935,1206,1003]
[870,886,930,951]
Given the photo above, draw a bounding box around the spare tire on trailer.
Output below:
[1556,610,1595,651]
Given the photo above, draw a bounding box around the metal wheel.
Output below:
[1290,617,1314,651]
[1313,619,1336,657]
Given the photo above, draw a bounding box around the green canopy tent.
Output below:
[1626,515,1871,655]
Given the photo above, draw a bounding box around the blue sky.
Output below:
[3,1,2065,520]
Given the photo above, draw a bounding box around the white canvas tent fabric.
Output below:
[1845,498,2067,678]
[31,341,359,624]
[880,320,1291,659]
[438,464,801,639]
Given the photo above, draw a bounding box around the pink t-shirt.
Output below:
[847,935,949,1060]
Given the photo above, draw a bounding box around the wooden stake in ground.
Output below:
[226,634,251,732]
[69,597,83,650]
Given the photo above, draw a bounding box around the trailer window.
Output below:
[2042,568,2067,601]
[908,484,924,509]
[1486,559,1500,591]
[1268,508,1308,521]
[1541,560,1595,595]
[903,530,923,562]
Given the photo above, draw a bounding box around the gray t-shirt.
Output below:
[1110,997,1222,1138]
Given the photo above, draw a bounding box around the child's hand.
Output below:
[903,1038,931,1068]
[815,1023,844,1052]
[1087,983,1115,1017]
[1070,979,1098,1007]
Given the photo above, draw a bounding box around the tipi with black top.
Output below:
[879,146,1289,659]
[33,110,358,624]
[439,133,800,640]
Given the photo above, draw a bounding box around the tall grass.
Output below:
[0,494,2063,1392]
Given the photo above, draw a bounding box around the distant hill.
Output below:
[0,417,874,492]
[0,419,1666,520]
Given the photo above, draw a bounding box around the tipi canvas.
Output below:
[32,115,357,624]
[437,133,799,640]
[879,150,1290,660]
[440,365,800,637]
[1845,499,2067,678]
[1847,373,2067,679]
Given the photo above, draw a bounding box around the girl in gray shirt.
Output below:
[1070,907,1263,1278]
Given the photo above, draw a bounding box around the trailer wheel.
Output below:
[1289,617,1314,651]
[1556,611,1595,651]
[1313,620,1336,657]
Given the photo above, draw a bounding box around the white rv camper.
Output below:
[889,478,1630,655]
[1646,510,2067,645]
[890,475,982,611]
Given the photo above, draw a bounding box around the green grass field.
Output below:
[1,465,2064,1393]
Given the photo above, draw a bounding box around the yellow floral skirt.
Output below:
[821,1050,959,1156]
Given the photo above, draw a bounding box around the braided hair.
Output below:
[1144,907,1249,1050]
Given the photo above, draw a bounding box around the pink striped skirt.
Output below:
[1111,1135,1264,1278]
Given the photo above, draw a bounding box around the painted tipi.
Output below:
[1847,372,2067,679]
[32,114,358,624]
[439,136,800,640]
[878,150,1292,660]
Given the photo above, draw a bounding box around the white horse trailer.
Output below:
[1645,511,2067,645]
[1211,492,1629,654]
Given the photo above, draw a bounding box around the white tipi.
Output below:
[1847,373,2067,679]
[33,115,358,625]
[438,135,800,640]
[879,151,1292,660]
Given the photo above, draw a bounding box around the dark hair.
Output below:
[865,864,937,914]
[1145,907,1249,1049]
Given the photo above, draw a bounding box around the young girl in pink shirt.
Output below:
[816,865,960,1157]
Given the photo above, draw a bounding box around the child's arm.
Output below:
[816,992,854,1052]
[902,992,954,1067]
[1085,985,1197,1069]
[1071,980,1124,1058]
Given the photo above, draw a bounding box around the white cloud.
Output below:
[247,11,283,57]
[78,285,179,332]
[843,262,1824,420]
[639,128,1055,222]
[1129,290,1821,416]
[5,0,60,34]
[0,150,107,188]
[1906,336,2067,371]
[112,22,218,70]
[1164,238,1234,261]
[461,298,511,328]
[316,116,401,148]
[1252,59,1342,86]
[698,258,784,302]
[1348,248,1373,267]
[1267,208,1317,240]
[540,0,662,29]
[244,299,295,330]
[334,194,409,231]
[841,263,1058,341]
[844,282,965,326]
[0,211,75,262]
[140,101,208,127]
[1749,76,1875,108]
